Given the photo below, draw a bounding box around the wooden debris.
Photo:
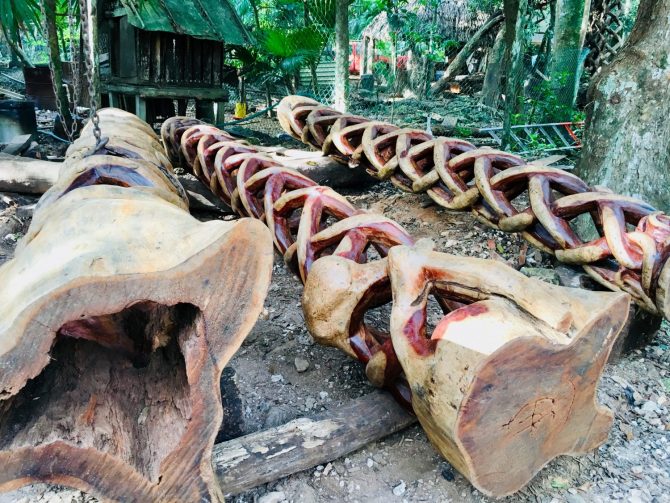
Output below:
[0,108,274,501]
[213,390,416,495]
[1,134,33,156]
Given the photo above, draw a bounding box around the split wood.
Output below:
[0,108,274,501]
[276,95,670,319]
[162,115,629,497]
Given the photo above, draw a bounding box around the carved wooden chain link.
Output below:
[275,96,670,319]
[162,116,417,404]
[162,114,630,497]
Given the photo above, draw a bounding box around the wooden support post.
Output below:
[195,99,215,122]
[135,94,147,121]
[215,101,226,124]
[108,92,120,108]
[177,99,188,116]
[213,390,416,495]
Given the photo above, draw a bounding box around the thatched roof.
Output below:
[361,0,489,43]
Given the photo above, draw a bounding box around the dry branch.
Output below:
[0,109,274,501]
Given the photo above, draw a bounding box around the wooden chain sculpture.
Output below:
[585,0,626,73]
[162,115,629,497]
[0,109,273,502]
[276,95,670,320]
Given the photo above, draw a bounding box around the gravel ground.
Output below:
[1,96,667,502]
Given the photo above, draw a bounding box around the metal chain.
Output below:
[79,0,106,153]
[67,0,80,137]
[41,0,75,141]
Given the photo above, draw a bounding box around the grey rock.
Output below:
[520,266,560,285]
[263,405,294,428]
[258,491,285,503]
[294,357,309,373]
[392,481,406,496]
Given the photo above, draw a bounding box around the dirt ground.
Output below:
[1,98,668,503]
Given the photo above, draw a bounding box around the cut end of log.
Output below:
[0,109,275,501]
[386,244,629,497]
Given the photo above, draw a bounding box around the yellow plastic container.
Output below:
[234,102,247,119]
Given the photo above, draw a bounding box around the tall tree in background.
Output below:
[576,0,670,212]
[547,0,590,116]
[334,0,349,111]
[501,0,529,148]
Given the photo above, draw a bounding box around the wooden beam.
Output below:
[213,390,416,495]
[103,82,229,100]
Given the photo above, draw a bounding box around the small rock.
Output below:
[392,481,406,496]
[270,374,284,383]
[520,267,560,285]
[367,458,374,468]
[294,357,309,373]
[3,233,17,243]
[323,463,333,476]
[641,401,659,413]
[441,462,455,481]
[258,491,285,503]
[263,405,294,428]
[319,391,329,400]
[292,483,318,503]
[305,396,316,410]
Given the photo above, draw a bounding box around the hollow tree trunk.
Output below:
[576,0,670,212]
[430,13,504,96]
[547,0,591,116]
[481,26,505,107]
[0,109,273,501]
[333,0,349,111]
[42,0,71,127]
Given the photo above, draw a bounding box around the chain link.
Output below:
[79,0,106,153]
[67,0,80,138]
[41,0,75,141]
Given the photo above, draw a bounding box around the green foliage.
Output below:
[258,26,326,71]
[0,0,41,42]
[1,0,80,65]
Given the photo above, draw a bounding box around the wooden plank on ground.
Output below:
[212,390,416,495]
[2,134,33,155]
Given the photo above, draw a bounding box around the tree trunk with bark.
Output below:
[430,13,504,96]
[481,26,505,107]
[576,0,670,212]
[547,0,591,116]
[333,0,349,111]
[502,0,529,148]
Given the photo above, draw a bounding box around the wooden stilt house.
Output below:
[99,0,251,124]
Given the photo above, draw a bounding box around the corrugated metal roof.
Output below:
[120,0,251,45]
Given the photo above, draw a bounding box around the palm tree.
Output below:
[0,0,41,67]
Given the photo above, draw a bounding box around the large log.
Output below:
[0,109,274,501]
[304,242,629,496]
